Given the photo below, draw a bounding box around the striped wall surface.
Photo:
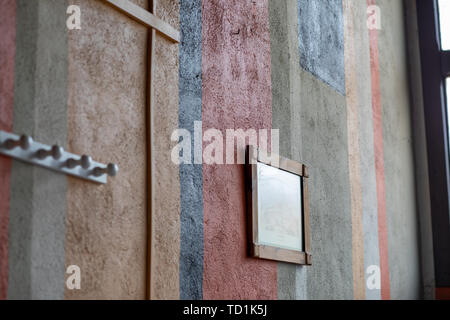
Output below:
[0,0,424,300]
[0,0,16,300]
[347,0,382,301]
[201,0,278,299]
[366,0,391,299]
[376,0,420,299]
[7,0,69,299]
[147,0,181,300]
[64,0,149,299]
[269,0,308,300]
[179,0,204,300]
[343,0,366,300]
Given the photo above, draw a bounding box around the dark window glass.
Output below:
[447,77,450,125]
[438,0,450,50]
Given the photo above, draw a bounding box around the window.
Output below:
[448,78,450,129]
[438,0,450,50]
[438,0,450,153]
[416,0,450,291]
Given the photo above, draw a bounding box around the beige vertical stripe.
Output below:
[148,0,181,300]
[343,0,365,300]
[65,0,148,299]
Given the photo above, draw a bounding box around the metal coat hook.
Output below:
[0,130,118,184]
[93,163,119,177]
[36,145,64,160]
[3,134,33,150]
[66,155,92,170]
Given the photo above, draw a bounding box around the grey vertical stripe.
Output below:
[8,0,68,300]
[179,0,204,300]
[377,0,421,299]
[269,0,295,300]
[271,0,353,299]
[270,0,308,300]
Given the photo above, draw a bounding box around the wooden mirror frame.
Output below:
[245,145,312,266]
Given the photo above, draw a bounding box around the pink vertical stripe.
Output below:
[0,0,16,300]
[367,0,390,300]
[202,0,277,299]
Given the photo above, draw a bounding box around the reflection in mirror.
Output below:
[256,162,303,252]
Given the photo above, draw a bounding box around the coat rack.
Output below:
[0,130,118,184]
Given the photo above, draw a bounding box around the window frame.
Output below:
[416,0,450,288]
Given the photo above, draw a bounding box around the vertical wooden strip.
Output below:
[367,0,390,300]
[303,175,311,262]
[102,0,179,43]
[148,0,180,299]
[146,0,156,301]
[343,0,365,300]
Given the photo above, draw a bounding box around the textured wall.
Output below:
[0,0,425,300]
[8,0,68,300]
[377,0,420,299]
[179,0,204,300]
[0,0,16,300]
[65,0,148,299]
[345,0,382,300]
[300,70,354,300]
[149,0,181,300]
[343,0,365,299]
[268,0,420,300]
[295,0,355,299]
[269,0,307,300]
[202,0,277,299]
[366,0,391,299]
[297,0,346,95]
[272,0,354,300]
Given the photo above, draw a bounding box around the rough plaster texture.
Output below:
[65,0,148,299]
[269,0,421,300]
[8,0,68,300]
[343,0,365,300]
[149,0,181,300]
[350,0,381,300]
[1,0,424,300]
[202,0,277,299]
[299,69,353,300]
[297,0,346,95]
[377,0,420,299]
[179,0,204,300]
[270,0,353,300]
[404,0,435,300]
[0,0,15,300]
[367,0,391,299]
[269,0,307,301]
